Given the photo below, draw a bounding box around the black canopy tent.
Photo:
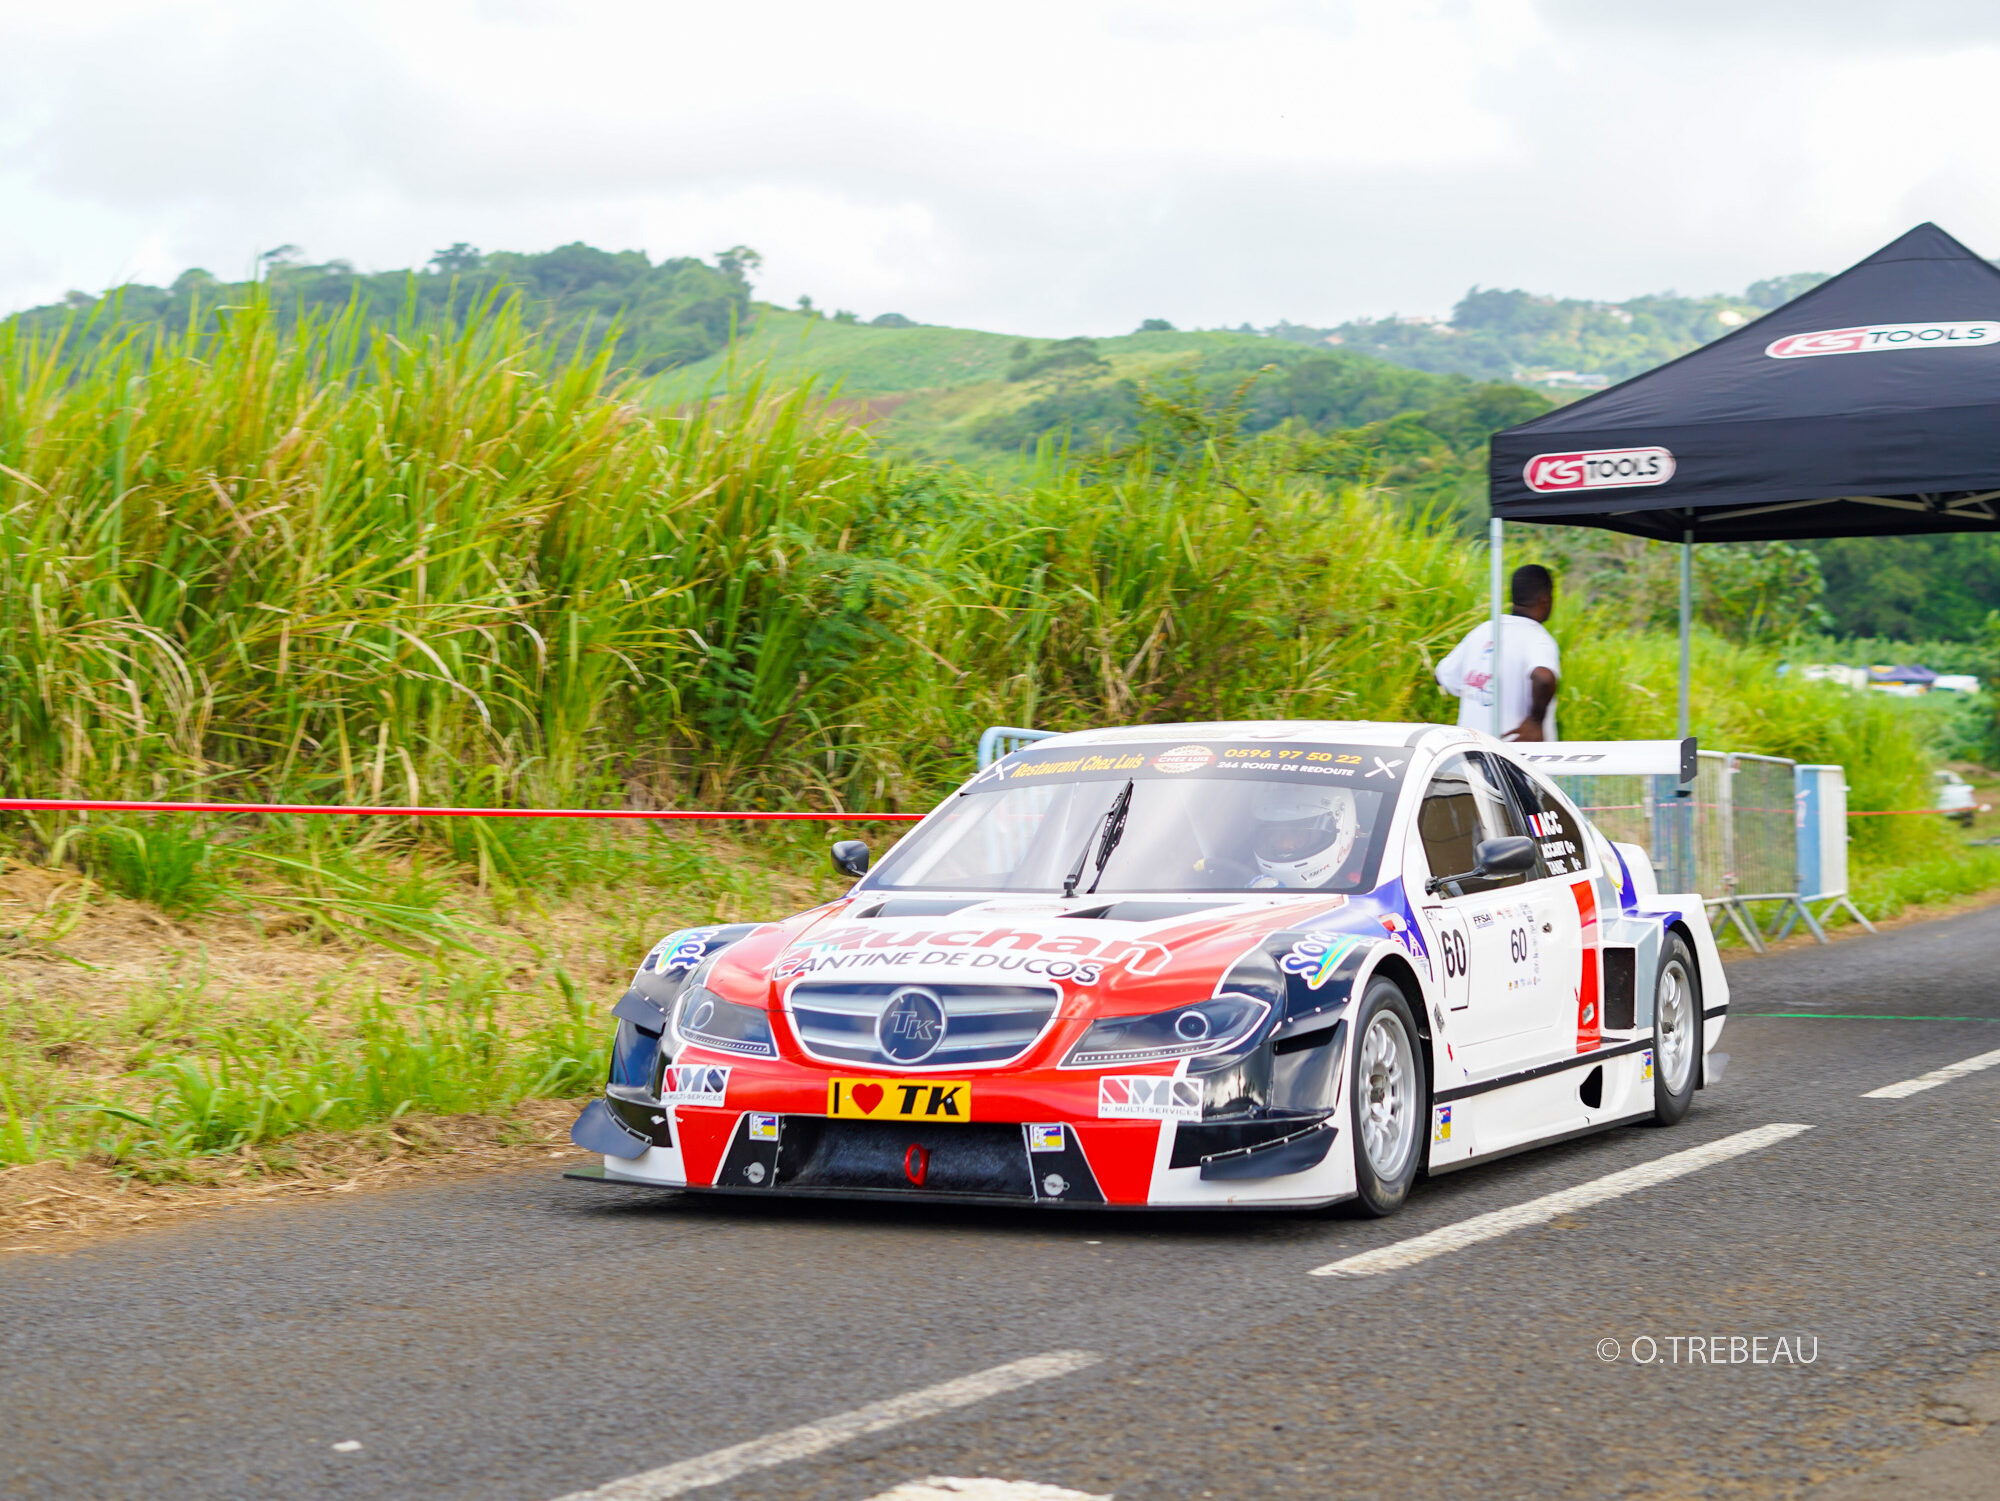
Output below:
[1483,222,2000,739]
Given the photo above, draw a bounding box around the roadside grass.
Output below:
[1852,841,2000,921]
[0,821,845,1177]
[0,280,1966,820]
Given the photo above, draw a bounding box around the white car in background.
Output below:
[1935,769,1980,826]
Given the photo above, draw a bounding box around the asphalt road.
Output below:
[6,906,2000,1501]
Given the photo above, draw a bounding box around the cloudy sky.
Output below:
[5,0,2000,334]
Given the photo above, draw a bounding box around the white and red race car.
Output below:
[570,721,1726,1214]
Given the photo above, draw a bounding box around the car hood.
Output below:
[700,886,1431,1019]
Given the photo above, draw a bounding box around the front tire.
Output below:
[1348,977,1426,1217]
[1651,934,1702,1126]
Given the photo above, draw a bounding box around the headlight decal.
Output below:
[1061,993,1272,1069]
[674,986,779,1059]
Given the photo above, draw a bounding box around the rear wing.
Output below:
[1514,738,1697,782]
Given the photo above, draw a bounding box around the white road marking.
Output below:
[546,1351,1102,1501]
[331,1440,363,1453]
[1308,1123,1814,1279]
[864,1480,1112,1501]
[1863,1046,2000,1099]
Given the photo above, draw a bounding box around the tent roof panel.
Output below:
[1489,224,2000,541]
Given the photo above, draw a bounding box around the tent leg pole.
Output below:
[1490,517,1504,738]
[1677,529,1693,740]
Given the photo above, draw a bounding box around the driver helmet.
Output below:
[1250,785,1359,888]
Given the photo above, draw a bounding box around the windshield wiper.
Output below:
[1060,780,1134,899]
[1086,779,1135,895]
[1080,779,1136,897]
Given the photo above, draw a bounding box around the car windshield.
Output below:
[866,739,1407,894]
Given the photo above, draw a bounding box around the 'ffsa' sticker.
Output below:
[1432,1104,1452,1144]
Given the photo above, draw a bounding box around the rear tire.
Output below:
[1348,977,1426,1217]
[1651,934,1702,1126]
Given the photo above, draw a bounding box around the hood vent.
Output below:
[852,897,984,920]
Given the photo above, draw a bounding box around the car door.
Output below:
[1409,751,1546,1070]
[1493,756,1601,1056]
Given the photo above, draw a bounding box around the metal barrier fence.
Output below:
[1557,751,1857,951]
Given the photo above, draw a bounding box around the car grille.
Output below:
[780,1121,1037,1198]
[785,981,1059,1068]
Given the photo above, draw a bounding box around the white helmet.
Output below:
[1250,786,1359,888]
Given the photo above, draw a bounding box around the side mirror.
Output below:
[830,840,871,878]
[1424,835,1537,895]
[1473,835,1537,876]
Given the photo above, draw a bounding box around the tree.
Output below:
[715,245,762,284]
[1007,337,1107,383]
[1746,272,1828,310]
[429,243,483,274]
[1136,318,1175,332]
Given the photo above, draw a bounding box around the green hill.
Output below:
[656,307,1546,509]
[8,241,758,374]
[1275,272,1834,388]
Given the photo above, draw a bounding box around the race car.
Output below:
[568,721,1728,1214]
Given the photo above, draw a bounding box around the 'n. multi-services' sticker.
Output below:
[1098,1075,1203,1121]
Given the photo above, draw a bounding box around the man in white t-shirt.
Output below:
[1436,565,1560,741]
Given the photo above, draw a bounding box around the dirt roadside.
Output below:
[0,1097,593,1257]
[0,829,842,1261]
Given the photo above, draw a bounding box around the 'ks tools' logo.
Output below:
[1523,448,1675,493]
[1767,322,2000,359]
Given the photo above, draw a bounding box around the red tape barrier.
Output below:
[0,798,924,823]
[0,798,1953,824]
